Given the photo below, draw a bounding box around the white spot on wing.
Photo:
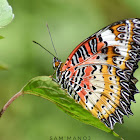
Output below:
[101,30,113,37]
[86,99,94,110]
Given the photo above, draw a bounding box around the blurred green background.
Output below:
[0,0,140,140]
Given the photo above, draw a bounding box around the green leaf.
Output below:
[22,76,122,139]
[0,0,14,27]
[0,0,14,70]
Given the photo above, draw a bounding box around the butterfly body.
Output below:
[53,18,140,129]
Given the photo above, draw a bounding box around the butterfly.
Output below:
[43,18,140,130]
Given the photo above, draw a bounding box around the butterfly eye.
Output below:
[55,61,60,68]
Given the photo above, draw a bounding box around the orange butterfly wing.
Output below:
[58,18,140,129]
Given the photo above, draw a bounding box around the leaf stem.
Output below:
[0,91,23,117]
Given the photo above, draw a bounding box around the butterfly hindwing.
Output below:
[58,18,140,129]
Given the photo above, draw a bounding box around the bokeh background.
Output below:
[0,0,140,140]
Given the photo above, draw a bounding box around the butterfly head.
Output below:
[53,57,63,70]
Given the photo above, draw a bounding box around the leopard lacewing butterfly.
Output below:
[34,18,140,130]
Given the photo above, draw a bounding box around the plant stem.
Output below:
[0,91,23,117]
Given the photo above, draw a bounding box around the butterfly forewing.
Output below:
[57,18,140,130]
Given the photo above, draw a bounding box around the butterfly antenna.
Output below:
[33,40,56,58]
[46,23,58,58]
